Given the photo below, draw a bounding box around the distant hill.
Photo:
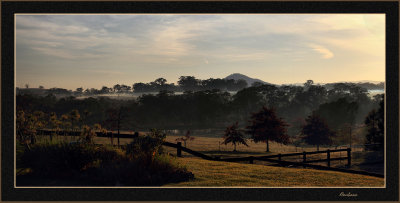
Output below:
[224,73,269,86]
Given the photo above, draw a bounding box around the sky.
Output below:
[16,14,385,90]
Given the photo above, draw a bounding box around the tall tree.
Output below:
[113,84,121,93]
[364,95,384,150]
[105,106,129,146]
[315,98,358,146]
[301,113,335,151]
[246,106,290,152]
[178,76,200,91]
[222,122,248,152]
[76,87,83,94]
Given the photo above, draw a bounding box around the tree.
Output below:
[178,76,200,91]
[155,78,167,86]
[16,110,46,145]
[315,98,358,130]
[76,87,83,94]
[113,84,121,93]
[48,112,61,141]
[304,79,314,89]
[175,130,195,148]
[222,122,248,152]
[69,110,81,129]
[100,86,111,94]
[364,95,384,150]
[246,106,290,152]
[79,123,105,144]
[314,98,358,146]
[301,113,335,151]
[105,106,129,146]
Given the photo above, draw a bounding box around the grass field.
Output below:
[164,157,384,187]
[31,133,384,185]
[36,134,377,168]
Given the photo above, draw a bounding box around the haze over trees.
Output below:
[16,75,384,150]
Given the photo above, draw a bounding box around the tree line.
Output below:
[223,95,383,152]
[17,80,384,150]
[18,76,249,96]
[18,76,383,97]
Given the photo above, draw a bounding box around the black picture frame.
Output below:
[2,1,398,201]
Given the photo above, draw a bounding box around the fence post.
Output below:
[249,156,254,164]
[347,148,351,167]
[302,151,306,168]
[327,149,330,168]
[177,142,182,157]
[278,153,282,162]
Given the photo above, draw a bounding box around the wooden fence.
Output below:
[163,141,383,178]
[167,141,351,167]
[35,130,383,178]
[37,129,138,139]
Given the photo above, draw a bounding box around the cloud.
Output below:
[15,14,384,89]
[308,44,334,59]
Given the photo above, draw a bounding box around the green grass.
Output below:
[164,157,384,187]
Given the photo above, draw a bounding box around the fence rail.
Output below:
[37,129,138,139]
[36,130,383,178]
[163,141,383,178]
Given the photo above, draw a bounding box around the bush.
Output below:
[18,135,194,186]
[20,142,119,178]
[86,154,193,186]
[126,128,166,159]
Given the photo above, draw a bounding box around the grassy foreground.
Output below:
[164,157,384,187]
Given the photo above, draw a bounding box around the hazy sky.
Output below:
[16,14,385,90]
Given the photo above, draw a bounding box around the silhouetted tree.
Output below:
[222,122,248,151]
[364,95,384,150]
[76,87,83,94]
[246,107,290,152]
[105,106,129,146]
[178,76,200,91]
[113,84,121,93]
[304,79,314,89]
[315,98,358,146]
[317,99,358,126]
[100,86,112,94]
[48,112,61,141]
[301,113,335,151]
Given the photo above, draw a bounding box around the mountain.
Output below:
[224,73,269,86]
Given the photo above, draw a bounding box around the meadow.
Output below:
[165,157,384,187]
[29,131,384,183]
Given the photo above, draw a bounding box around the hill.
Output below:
[224,73,269,86]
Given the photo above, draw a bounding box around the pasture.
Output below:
[36,132,381,172]
[20,133,384,187]
[164,157,384,187]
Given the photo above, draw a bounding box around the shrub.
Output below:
[86,154,193,186]
[20,142,118,178]
[126,128,166,160]
[18,134,194,186]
